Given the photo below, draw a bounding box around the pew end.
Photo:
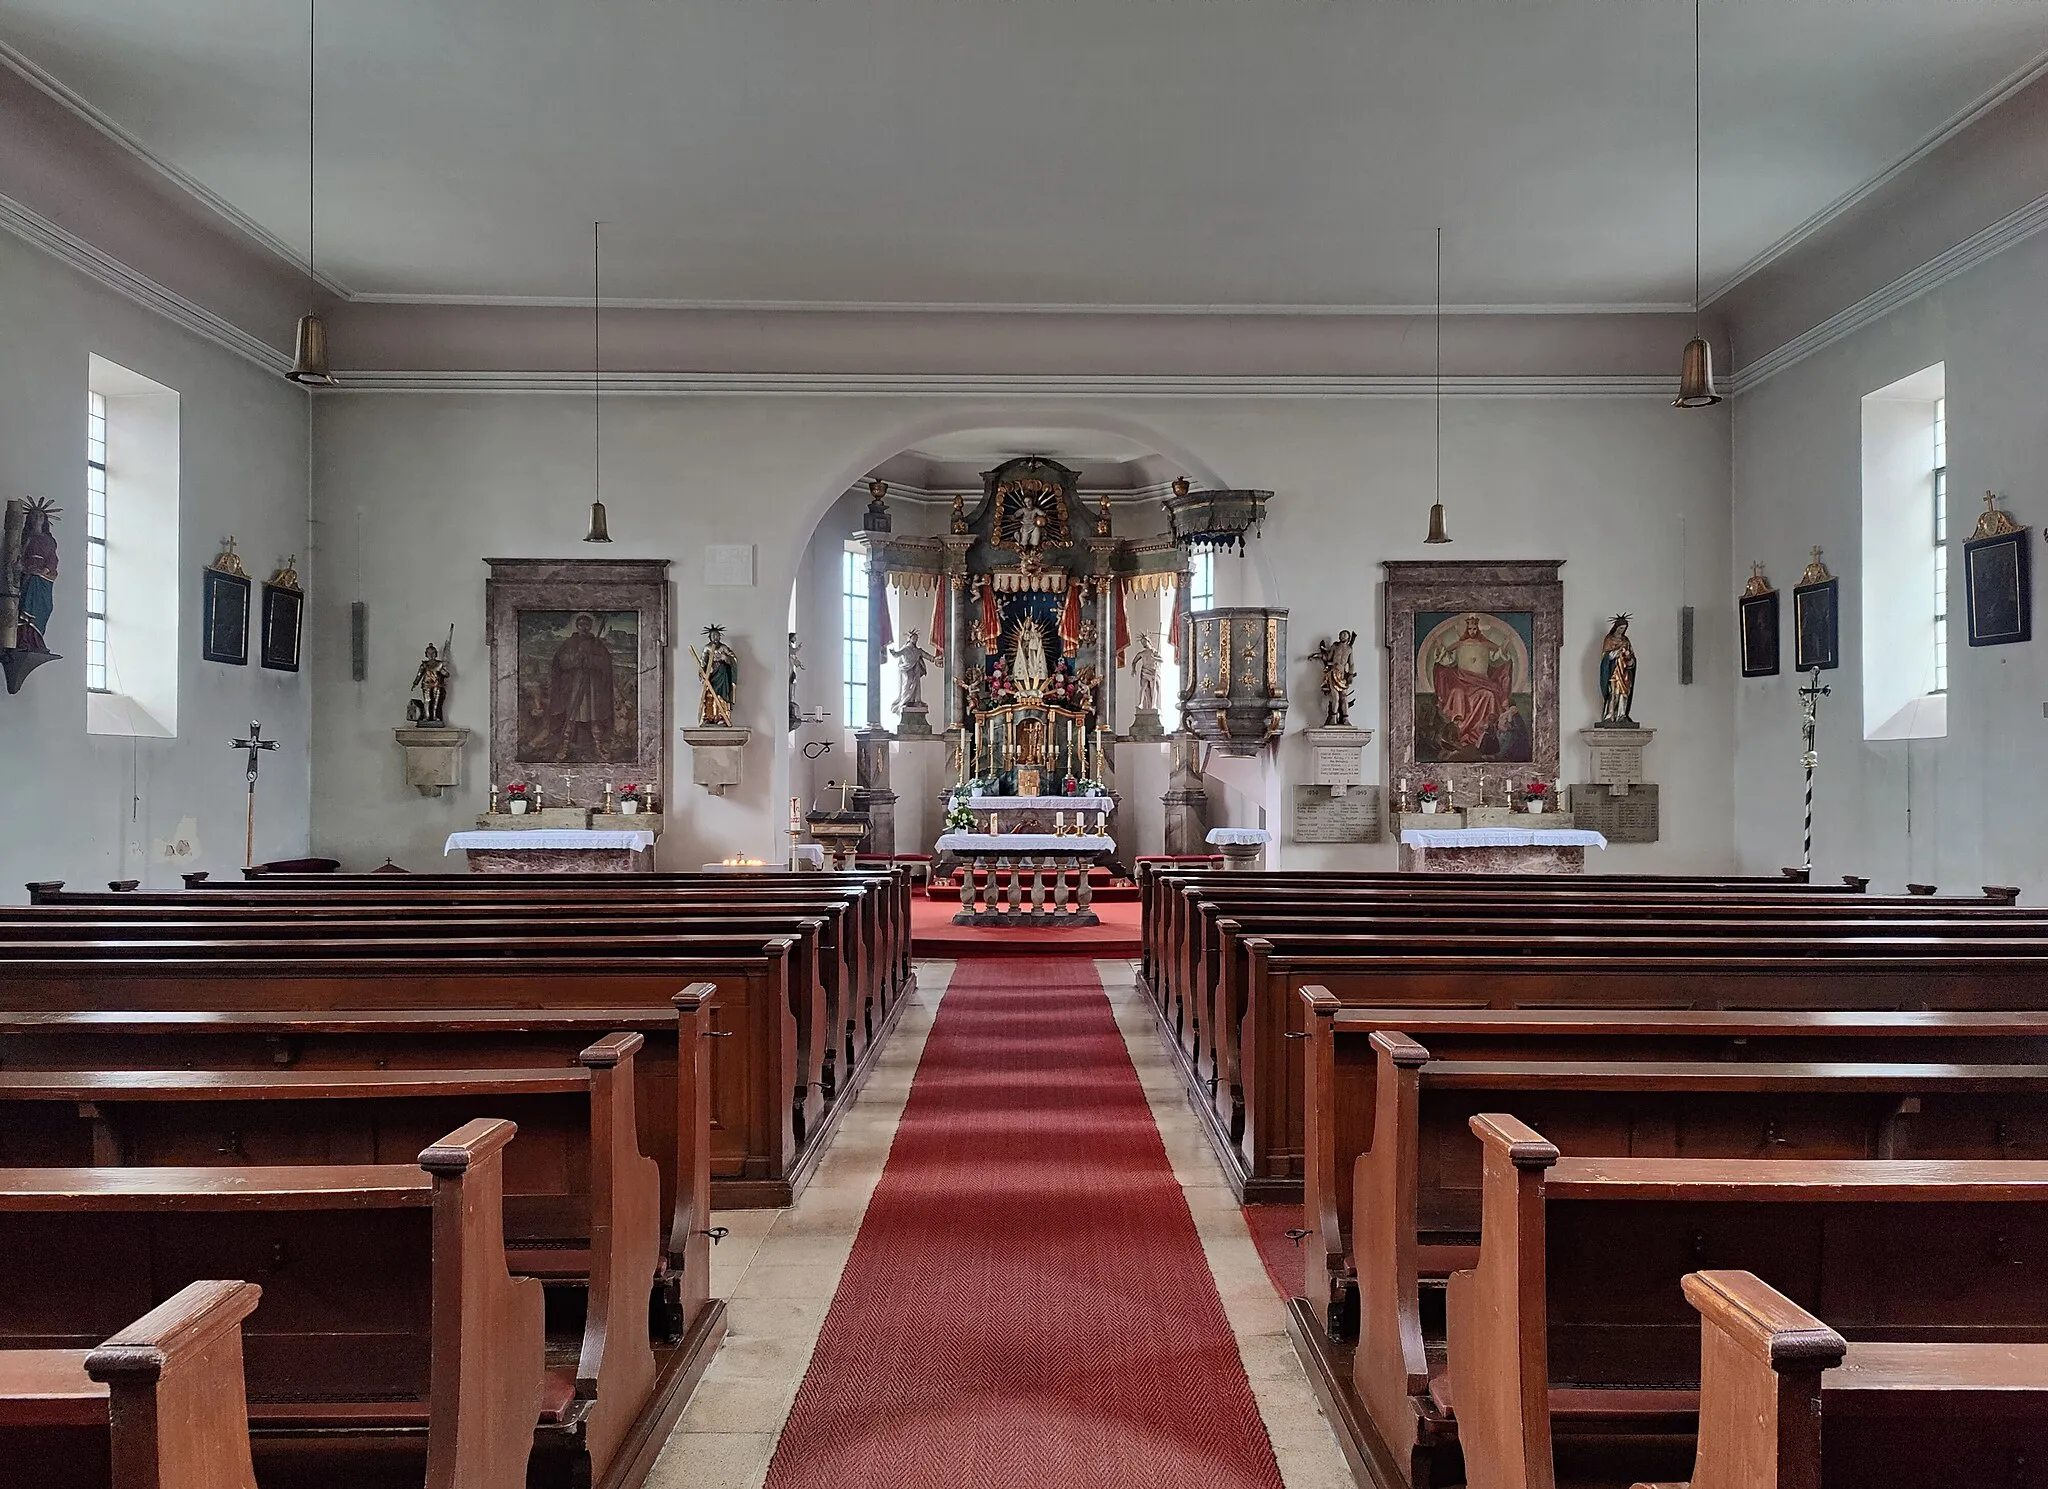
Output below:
[85,1279,264,1489]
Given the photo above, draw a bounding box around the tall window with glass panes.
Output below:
[841,545,868,726]
[85,392,109,693]
[1932,396,1947,695]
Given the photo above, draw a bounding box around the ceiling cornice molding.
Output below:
[0,38,355,300]
[348,292,1696,317]
[1727,186,2048,397]
[324,369,1673,399]
[0,189,293,377]
[1707,44,2048,307]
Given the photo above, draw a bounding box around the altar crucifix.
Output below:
[230,720,279,868]
[1798,668,1831,873]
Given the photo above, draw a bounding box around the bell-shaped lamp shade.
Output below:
[583,499,612,544]
[285,314,337,387]
[1424,501,1452,545]
[1673,336,1722,408]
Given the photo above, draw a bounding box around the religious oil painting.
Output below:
[1964,528,2030,647]
[1739,590,1780,678]
[514,608,640,763]
[1793,577,1840,672]
[1412,609,1536,764]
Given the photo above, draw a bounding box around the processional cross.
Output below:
[231,721,279,869]
[1797,669,1831,873]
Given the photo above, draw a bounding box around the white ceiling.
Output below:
[3,1,2045,309]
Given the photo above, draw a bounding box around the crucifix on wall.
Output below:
[230,721,279,868]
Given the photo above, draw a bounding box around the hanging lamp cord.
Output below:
[594,220,602,508]
[306,0,316,311]
[1693,0,1702,333]
[1434,226,1442,502]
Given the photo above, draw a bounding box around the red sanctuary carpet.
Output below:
[910,894,1141,957]
[762,956,1285,1489]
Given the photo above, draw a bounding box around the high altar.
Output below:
[850,456,1186,861]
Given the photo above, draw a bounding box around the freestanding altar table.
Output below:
[933,832,1116,926]
[444,829,657,874]
[1397,826,1607,875]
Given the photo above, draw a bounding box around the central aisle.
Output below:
[762,955,1287,1487]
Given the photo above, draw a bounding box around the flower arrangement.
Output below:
[618,783,646,813]
[942,793,975,834]
[505,781,533,815]
[1522,780,1550,813]
[1416,781,1442,803]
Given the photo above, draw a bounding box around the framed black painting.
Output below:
[201,569,251,665]
[1792,577,1839,672]
[260,583,304,671]
[1739,590,1780,677]
[1964,529,2030,647]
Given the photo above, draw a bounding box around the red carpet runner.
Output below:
[763,956,1286,1488]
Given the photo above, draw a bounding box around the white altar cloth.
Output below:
[1398,827,1607,850]
[445,830,656,854]
[964,795,1115,813]
[935,833,1116,854]
[1206,828,1272,847]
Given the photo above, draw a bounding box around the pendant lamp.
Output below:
[285,0,335,386]
[1424,227,1452,543]
[1673,0,1721,408]
[584,220,613,543]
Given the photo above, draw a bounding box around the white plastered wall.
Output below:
[1732,229,2048,895]
[311,390,1733,874]
[0,231,312,894]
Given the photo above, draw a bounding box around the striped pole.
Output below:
[1798,667,1831,874]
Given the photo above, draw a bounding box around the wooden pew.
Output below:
[0,1031,677,1484]
[1303,1019,2048,1489]
[1445,1115,2048,1489]
[0,1279,262,1489]
[0,1118,544,1489]
[0,941,819,1206]
[1636,1269,2048,1489]
[1223,932,2048,1202]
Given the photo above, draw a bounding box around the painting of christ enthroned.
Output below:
[1384,559,1564,802]
[1414,609,1536,764]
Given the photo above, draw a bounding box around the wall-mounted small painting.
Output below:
[201,538,250,666]
[1792,547,1839,672]
[1738,563,1780,678]
[1412,609,1536,764]
[259,556,303,672]
[514,608,641,764]
[1963,493,2030,648]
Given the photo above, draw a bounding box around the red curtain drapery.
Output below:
[976,577,1001,649]
[1166,577,1184,661]
[930,583,946,663]
[1113,581,1131,668]
[1058,581,1083,652]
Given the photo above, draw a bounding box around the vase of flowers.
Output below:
[1418,781,1443,814]
[506,782,532,816]
[618,784,645,816]
[1523,781,1549,814]
[942,793,975,834]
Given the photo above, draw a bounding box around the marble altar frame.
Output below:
[1383,559,1564,806]
[484,557,672,810]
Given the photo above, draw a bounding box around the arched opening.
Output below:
[783,417,1270,870]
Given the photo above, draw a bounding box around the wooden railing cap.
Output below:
[418,1117,519,1175]
[577,1030,644,1067]
[1369,1029,1432,1067]
[85,1279,262,1383]
[1469,1112,1559,1168]
[673,981,717,1012]
[1682,1270,1846,1369]
[1300,985,1340,1016]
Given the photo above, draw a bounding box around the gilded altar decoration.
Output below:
[1972,491,2023,541]
[1743,562,1774,599]
[992,460,1073,559]
[1799,546,1833,586]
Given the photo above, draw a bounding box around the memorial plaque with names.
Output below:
[1312,746,1365,786]
[1568,782,1659,843]
[1293,784,1382,843]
